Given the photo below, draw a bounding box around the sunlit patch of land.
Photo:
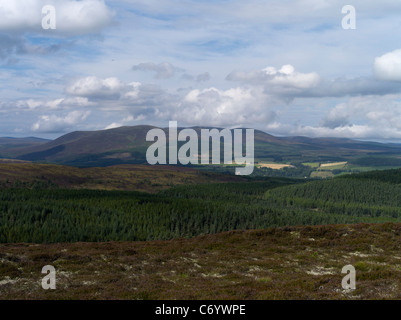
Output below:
[319,162,348,169]
[257,163,295,170]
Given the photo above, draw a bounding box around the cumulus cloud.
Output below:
[374,49,401,81]
[311,95,401,138]
[31,110,91,133]
[227,64,321,90]
[320,103,350,129]
[229,65,401,99]
[32,68,401,138]
[66,76,126,99]
[58,73,279,128]
[264,65,321,89]
[21,67,401,139]
[64,76,177,112]
[17,97,93,110]
[173,86,276,126]
[132,62,184,79]
[0,0,113,35]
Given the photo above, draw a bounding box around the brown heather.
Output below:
[0,163,245,192]
[1,223,401,300]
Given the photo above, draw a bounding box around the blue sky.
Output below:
[2,0,401,140]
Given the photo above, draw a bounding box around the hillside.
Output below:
[0,137,49,158]
[2,168,401,243]
[3,126,155,166]
[264,169,401,219]
[0,163,245,192]
[2,125,401,168]
[1,223,400,300]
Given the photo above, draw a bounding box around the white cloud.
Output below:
[66,76,125,98]
[227,64,321,94]
[0,0,113,35]
[290,124,381,139]
[228,64,401,99]
[264,65,321,89]
[32,110,91,132]
[320,103,350,129]
[175,86,276,126]
[5,1,401,140]
[122,82,142,100]
[299,95,401,138]
[17,67,401,139]
[374,49,401,81]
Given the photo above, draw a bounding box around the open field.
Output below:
[1,223,400,300]
[257,163,295,170]
[302,162,320,168]
[319,162,348,169]
[301,158,401,179]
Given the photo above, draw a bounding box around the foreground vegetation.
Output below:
[1,223,401,299]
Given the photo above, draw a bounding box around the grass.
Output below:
[257,163,295,170]
[318,162,348,170]
[302,162,320,168]
[305,160,401,180]
[1,223,401,300]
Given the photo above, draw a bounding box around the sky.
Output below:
[2,0,401,141]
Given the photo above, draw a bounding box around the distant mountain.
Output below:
[0,136,49,145]
[282,136,401,150]
[2,125,401,167]
[0,137,50,158]
[3,125,155,166]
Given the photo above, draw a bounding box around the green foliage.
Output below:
[339,168,401,184]
[4,167,401,244]
[265,172,401,221]
[253,164,313,178]
[0,180,298,243]
[350,156,401,167]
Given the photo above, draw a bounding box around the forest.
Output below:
[2,168,401,243]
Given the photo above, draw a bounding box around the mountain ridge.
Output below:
[2,125,401,167]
